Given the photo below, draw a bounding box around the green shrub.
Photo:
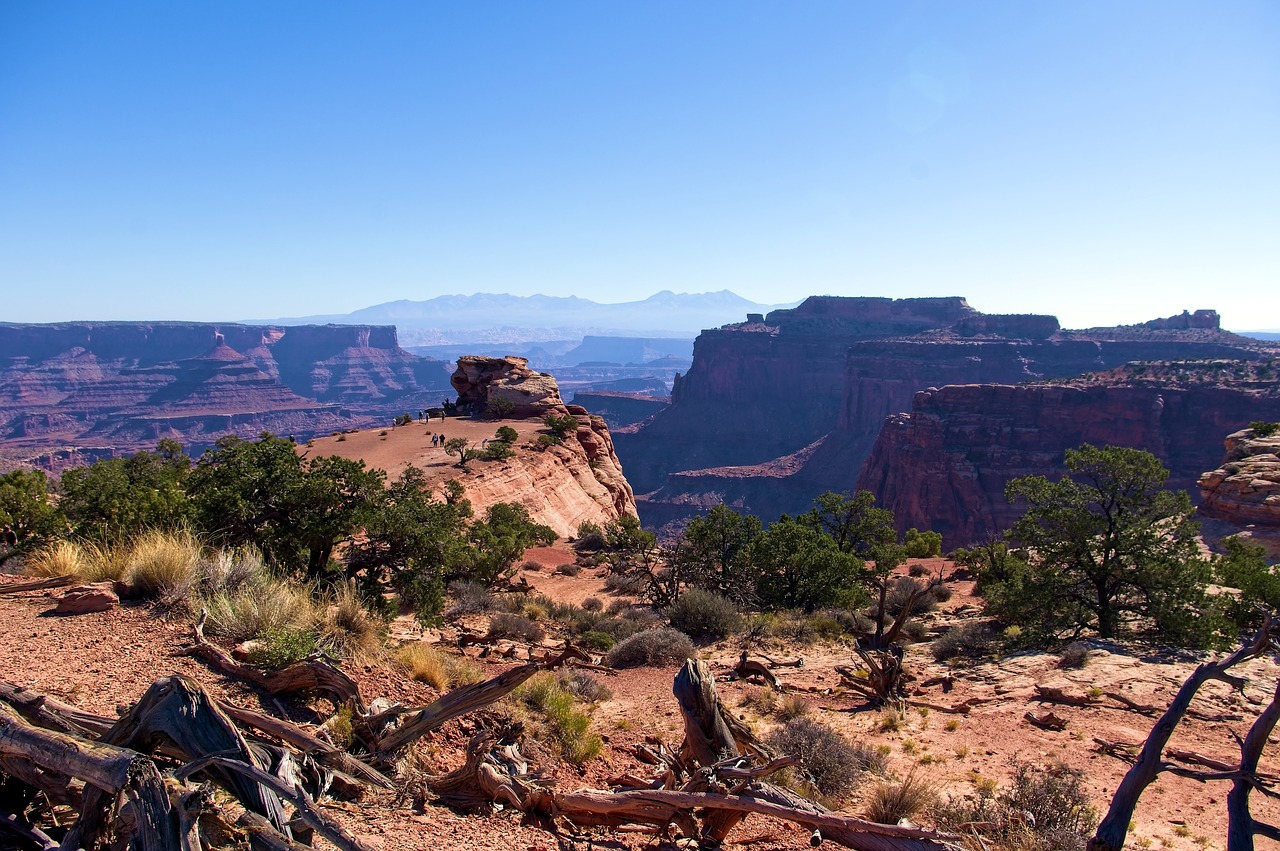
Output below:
[903,528,943,558]
[1249,420,1279,437]
[544,412,580,437]
[606,628,694,668]
[666,588,742,640]
[485,396,516,418]
[482,441,514,460]
[574,521,606,551]
[247,626,318,669]
[495,426,519,443]
[535,434,562,451]
[577,630,617,651]
[514,672,602,764]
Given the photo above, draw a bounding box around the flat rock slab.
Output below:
[54,582,119,615]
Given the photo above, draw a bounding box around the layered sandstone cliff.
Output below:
[0,322,452,471]
[855,364,1280,547]
[618,297,1270,530]
[1199,427,1280,559]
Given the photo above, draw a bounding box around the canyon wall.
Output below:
[856,369,1280,547]
[619,297,1271,531]
[1198,427,1280,559]
[0,322,452,471]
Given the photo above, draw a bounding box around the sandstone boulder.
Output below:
[450,356,565,417]
[54,582,119,615]
[1199,428,1280,558]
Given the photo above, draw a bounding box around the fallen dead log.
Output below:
[0,701,179,851]
[0,809,57,851]
[217,702,392,789]
[733,653,782,690]
[1025,711,1068,731]
[553,788,961,851]
[237,811,313,851]
[1034,685,1096,707]
[0,575,77,595]
[0,680,114,738]
[186,611,368,714]
[176,754,371,851]
[373,644,586,757]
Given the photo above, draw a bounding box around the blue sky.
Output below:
[2,1,1278,330]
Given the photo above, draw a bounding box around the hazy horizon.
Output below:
[3,2,1278,329]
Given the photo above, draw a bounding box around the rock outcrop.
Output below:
[454,406,637,538]
[617,295,1271,531]
[1199,427,1280,559]
[855,365,1280,548]
[451,356,564,417]
[0,322,453,471]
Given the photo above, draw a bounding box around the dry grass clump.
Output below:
[605,628,694,668]
[25,540,88,579]
[864,768,937,825]
[557,669,612,702]
[1057,641,1091,669]
[203,574,321,643]
[774,693,812,721]
[395,642,484,690]
[127,529,202,600]
[321,580,385,659]
[934,761,1096,851]
[445,580,496,617]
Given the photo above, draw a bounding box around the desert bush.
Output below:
[577,630,617,651]
[606,598,633,615]
[555,562,581,576]
[929,583,952,603]
[934,761,1095,851]
[766,717,876,798]
[79,540,133,583]
[907,563,929,577]
[592,616,640,642]
[604,572,646,595]
[543,412,580,438]
[487,613,545,643]
[931,621,996,662]
[395,641,483,690]
[574,521,606,551]
[495,425,519,443]
[557,669,612,702]
[865,769,937,825]
[127,528,202,600]
[606,628,694,668]
[581,596,603,612]
[25,540,87,579]
[885,577,936,616]
[534,434,562,451]
[810,608,872,639]
[514,672,602,764]
[246,626,318,669]
[484,396,516,419]
[1057,641,1091,669]
[665,588,741,640]
[900,617,929,642]
[482,441,514,461]
[444,580,496,617]
[197,546,266,596]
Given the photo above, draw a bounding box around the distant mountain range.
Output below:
[255,290,797,345]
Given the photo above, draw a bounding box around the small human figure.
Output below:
[431,434,438,447]
[482,438,489,448]
[3,526,16,549]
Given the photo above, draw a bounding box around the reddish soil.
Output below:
[2,554,1277,850]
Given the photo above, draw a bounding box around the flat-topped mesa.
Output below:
[1198,426,1280,559]
[450,355,565,417]
[0,322,453,471]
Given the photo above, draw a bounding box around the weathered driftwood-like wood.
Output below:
[0,576,76,595]
[0,701,179,851]
[554,788,961,851]
[1227,679,1280,851]
[673,659,745,843]
[176,754,372,851]
[1025,711,1067,731]
[188,612,368,714]
[218,701,392,789]
[0,756,81,807]
[374,645,585,757]
[733,652,782,690]
[0,680,114,738]
[1034,685,1096,707]
[0,809,57,851]
[99,676,290,835]
[1090,614,1280,851]
[237,811,313,851]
